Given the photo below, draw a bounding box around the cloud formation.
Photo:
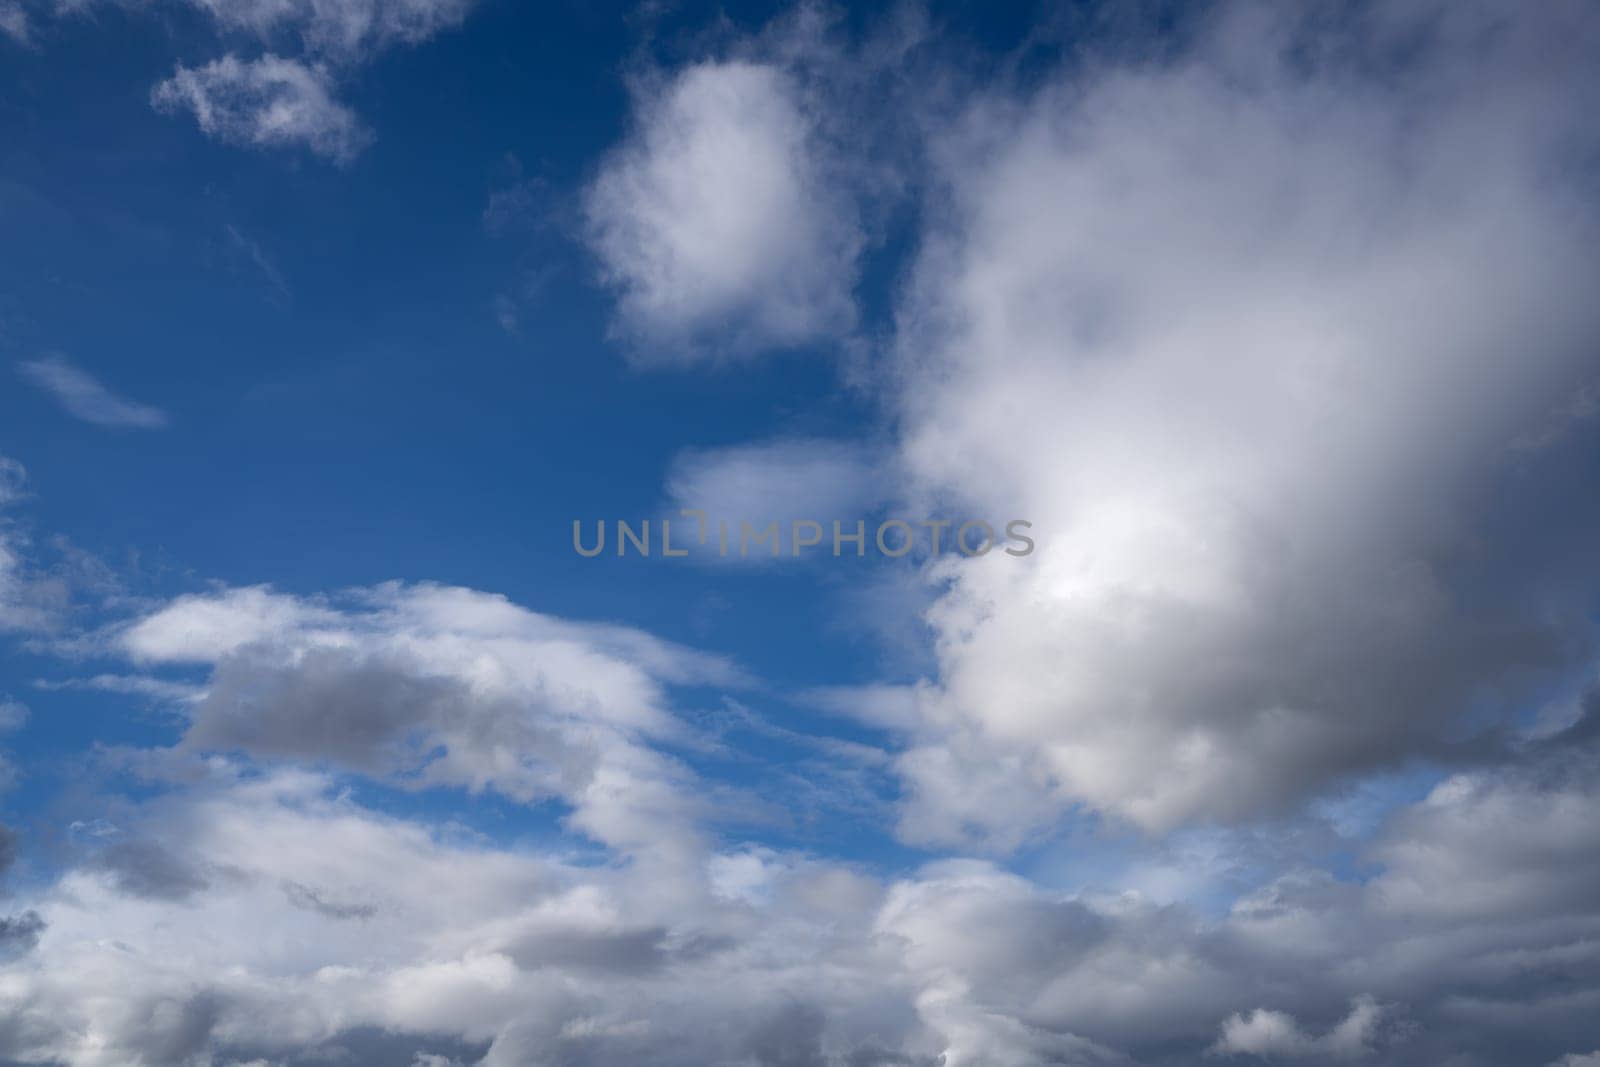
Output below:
[117,581,744,859]
[184,0,473,63]
[17,356,167,429]
[0,1,28,44]
[662,437,886,562]
[6,3,1600,1065]
[136,0,472,158]
[0,458,68,635]
[151,54,372,163]
[8,710,1600,1064]
[585,60,862,361]
[887,0,1600,841]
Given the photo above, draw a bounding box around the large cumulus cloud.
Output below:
[889,0,1600,840]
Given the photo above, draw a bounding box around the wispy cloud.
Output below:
[151,54,372,165]
[17,356,168,429]
[0,1,29,44]
[224,224,291,303]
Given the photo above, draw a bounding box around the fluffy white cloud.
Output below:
[887,0,1600,839]
[16,356,167,429]
[585,60,862,361]
[151,53,372,163]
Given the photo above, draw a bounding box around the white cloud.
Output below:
[151,53,372,163]
[667,438,882,525]
[1211,996,1385,1059]
[801,683,925,733]
[585,60,862,361]
[0,769,928,1067]
[32,673,205,703]
[7,6,1600,1065]
[113,582,742,860]
[17,356,167,429]
[11,616,1600,1065]
[48,0,471,62]
[0,698,27,732]
[223,223,290,301]
[660,437,886,562]
[0,457,23,506]
[184,0,473,62]
[885,0,1600,839]
[0,457,68,635]
[0,1,28,43]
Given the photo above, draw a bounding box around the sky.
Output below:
[2,1,1600,1065]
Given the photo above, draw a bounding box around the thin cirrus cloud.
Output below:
[17,356,167,430]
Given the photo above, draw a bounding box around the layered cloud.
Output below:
[585,59,863,361]
[7,710,1600,1064]
[888,0,1600,840]
[4,518,1600,1063]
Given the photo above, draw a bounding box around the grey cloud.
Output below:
[220,1027,491,1067]
[116,992,224,1067]
[501,924,672,975]
[0,824,16,878]
[6,5,1600,1067]
[745,1001,828,1067]
[188,645,470,772]
[0,910,43,957]
[5,728,1600,1065]
[117,582,740,862]
[90,840,209,900]
[283,880,377,920]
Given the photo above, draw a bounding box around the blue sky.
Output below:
[3,2,1600,1066]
